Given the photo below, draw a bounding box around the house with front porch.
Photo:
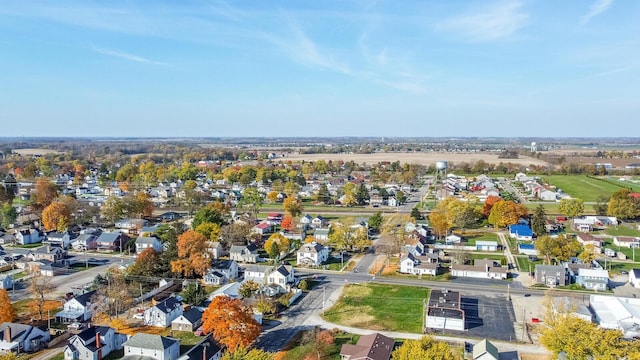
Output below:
[56,290,97,323]
[63,326,127,360]
[399,253,439,276]
[296,242,329,267]
[0,322,50,353]
[576,268,609,291]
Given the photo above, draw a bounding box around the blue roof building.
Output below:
[509,224,533,240]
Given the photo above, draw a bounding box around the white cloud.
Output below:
[438,1,529,41]
[581,0,614,25]
[91,46,168,66]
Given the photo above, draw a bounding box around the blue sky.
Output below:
[1,0,639,138]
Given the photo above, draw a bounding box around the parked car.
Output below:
[68,322,83,330]
[133,312,144,320]
[194,326,204,336]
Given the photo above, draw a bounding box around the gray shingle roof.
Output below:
[124,333,179,351]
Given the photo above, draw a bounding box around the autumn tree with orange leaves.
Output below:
[202,295,261,353]
[488,200,529,228]
[42,202,71,231]
[281,215,294,232]
[31,178,58,212]
[127,248,158,277]
[0,289,15,323]
[171,230,212,277]
[482,195,502,217]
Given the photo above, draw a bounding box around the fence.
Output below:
[133,280,175,304]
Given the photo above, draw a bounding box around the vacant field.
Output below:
[323,283,428,333]
[543,175,627,202]
[12,148,63,156]
[284,152,549,166]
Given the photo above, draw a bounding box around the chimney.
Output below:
[96,332,101,349]
[4,326,10,343]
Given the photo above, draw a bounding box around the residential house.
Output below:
[576,268,609,291]
[576,233,604,251]
[203,260,238,286]
[445,234,462,244]
[312,216,328,228]
[244,265,271,284]
[387,197,398,207]
[630,269,640,287]
[122,333,180,360]
[71,234,98,251]
[63,326,127,360]
[0,275,12,290]
[114,218,148,232]
[538,190,557,202]
[209,282,241,299]
[266,213,283,225]
[509,225,533,240]
[426,289,465,331]
[0,322,50,353]
[267,264,294,288]
[518,243,538,256]
[473,339,499,360]
[16,228,44,245]
[171,308,203,332]
[229,243,259,263]
[56,290,97,323]
[339,332,394,360]
[296,242,329,267]
[159,212,182,222]
[476,241,498,252]
[314,228,330,242]
[46,231,74,249]
[28,245,66,265]
[573,218,593,232]
[135,236,163,255]
[451,260,508,280]
[177,335,222,360]
[534,265,568,287]
[144,297,183,328]
[207,242,225,260]
[95,232,126,252]
[251,222,272,237]
[300,215,313,228]
[399,253,438,276]
[369,195,384,207]
[614,236,640,249]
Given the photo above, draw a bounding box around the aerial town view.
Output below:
[1,1,640,360]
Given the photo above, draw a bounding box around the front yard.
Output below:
[322,283,428,333]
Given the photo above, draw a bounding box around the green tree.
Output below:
[558,198,584,219]
[282,197,303,217]
[531,204,547,237]
[395,190,407,205]
[314,183,330,204]
[0,203,17,230]
[182,282,207,306]
[594,195,609,216]
[239,280,260,298]
[392,336,461,360]
[535,235,582,265]
[355,183,370,206]
[342,183,357,207]
[410,207,423,221]
[607,189,638,220]
[368,211,384,232]
[192,202,228,228]
[239,187,263,220]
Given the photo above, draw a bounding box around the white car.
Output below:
[68,322,83,330]
[133,313,145,320]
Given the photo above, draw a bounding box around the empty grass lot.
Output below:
[542,175,627,202]
[322,283,429,333]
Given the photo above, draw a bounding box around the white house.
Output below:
[144,297,183,328]
[135,236,163,255]
[16,228,44,245]
[0,322,50,353]
[122,333,180,360]
[399,253,438,276]
[229,243,259,263]
[71,234,97,251]
[56,290,96,323]
[46,231,73,249]
[64,326,127,360]
[538,190,557,202]
[267,265,295,287]
[243,265,271,284]
[451,260,508,280]
[296,242,329,267]
[203,260,238,286]
[445,234,462,244]
[576,268,609,291]
[630,269,640,287]
[313,228,330,242]
[614,236,640,249]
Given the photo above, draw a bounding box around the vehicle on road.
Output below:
[68,322,83,330]
[133,312,144,320]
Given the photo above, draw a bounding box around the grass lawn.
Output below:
[601,238,640,262]
[599,260,639,274]
[469,253,506,262]
[49,353,65,360]
[461,232,499,247]
[599,226,640,237]
[322,283,428,333]
[12,271,27,279]
[542,175,626,202]
[514,255,543,274]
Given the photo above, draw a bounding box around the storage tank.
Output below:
[435,161,448,170]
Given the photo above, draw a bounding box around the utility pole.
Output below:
[322,286,326,316]
[522,306,526,341]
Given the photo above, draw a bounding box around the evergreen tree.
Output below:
[531,204,547,237]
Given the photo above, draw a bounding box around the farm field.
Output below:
[284,151,549,166]
[322,283,428,333]
[542,175,629,202]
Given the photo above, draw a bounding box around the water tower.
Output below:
[530,141,537,153]
[434,161,448,200]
